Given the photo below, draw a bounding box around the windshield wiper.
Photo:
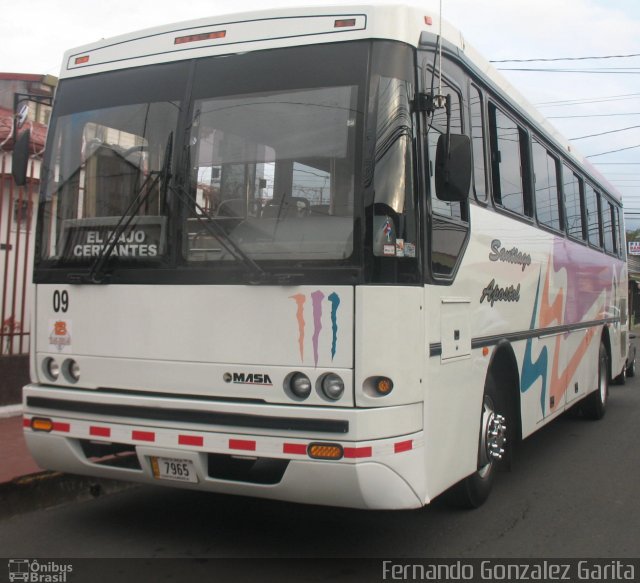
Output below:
[68,134,174,284]
[170,184,267,283]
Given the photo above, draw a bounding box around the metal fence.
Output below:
[0,152,37,355]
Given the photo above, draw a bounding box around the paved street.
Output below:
[1,375,639,559]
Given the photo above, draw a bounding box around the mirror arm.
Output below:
[444,94,452,163]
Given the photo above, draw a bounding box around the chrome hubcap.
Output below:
[479,396,507,474]
[487,414,507,461]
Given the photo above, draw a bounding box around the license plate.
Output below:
[150,456,198,483]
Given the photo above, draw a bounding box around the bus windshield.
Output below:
[186,84,358,263]
[34,41,417,282]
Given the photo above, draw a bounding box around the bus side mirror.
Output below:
[12,130,31,187]
[435,133,471,202]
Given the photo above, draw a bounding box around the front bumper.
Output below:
[23,384,427,510]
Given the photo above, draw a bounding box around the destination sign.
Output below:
[59,216,166,260]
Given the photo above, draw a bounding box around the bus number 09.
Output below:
[53,290,69,313]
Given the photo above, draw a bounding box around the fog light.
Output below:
[289,372,312,399]
[308,443,343,460]
[43,358,59,382]
[321,373,344,400]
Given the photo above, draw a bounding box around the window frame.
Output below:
[487,101,533,221]
[530,135,564,235]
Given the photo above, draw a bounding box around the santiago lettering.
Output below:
[480,278,521,307]
[489,239,531,271]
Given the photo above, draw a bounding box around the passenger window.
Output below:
[489,105,530,217]
[531,139,561,231]
[470,85,487,202]
[584,183,601,247]
[603,200,615,254]
[563,165,585,240]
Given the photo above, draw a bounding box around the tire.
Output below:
[614,365,626,385]
[627,356,635,378]
[582,341,609,420]
[445,372,508,509]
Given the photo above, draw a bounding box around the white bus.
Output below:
[18,3,628,510]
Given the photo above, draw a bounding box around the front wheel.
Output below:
[582,341,609,420]
[446,374,508,508]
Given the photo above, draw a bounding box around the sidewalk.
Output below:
[0,411,42,483]
[0,408,136,521]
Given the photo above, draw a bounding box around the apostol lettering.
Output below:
[480,279,521,307]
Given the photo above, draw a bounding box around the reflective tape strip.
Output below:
[394,439,413,453]
[52,422,70,433]
[229,439,256,451]
[179,435,204,447]
[131,430,155,442]
[283,443,307,455]
[90,426,111,438]
[343,446,372,459]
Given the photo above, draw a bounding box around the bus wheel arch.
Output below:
[445,341,520,508]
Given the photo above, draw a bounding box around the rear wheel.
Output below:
[614,364,626,385]
[627,356,635,378]
[446,373,508,508]
[582,341,609,420]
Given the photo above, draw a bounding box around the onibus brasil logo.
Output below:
[7,559,73,583]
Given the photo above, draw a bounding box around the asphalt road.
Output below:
[1,374,639,561]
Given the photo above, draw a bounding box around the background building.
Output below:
[0,73,56,405]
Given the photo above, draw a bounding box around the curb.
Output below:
[0,404,22,419]
[0,471,138,521]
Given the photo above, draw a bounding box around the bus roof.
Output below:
[59,2,621,202]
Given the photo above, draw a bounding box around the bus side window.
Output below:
[584,183,602,247]
[562,164,585,240]
[488,104,531,217]
[470,85,487,203]
[531,138,562,231]
[603,199,615,254]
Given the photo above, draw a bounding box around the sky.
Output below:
[2,0,640,227]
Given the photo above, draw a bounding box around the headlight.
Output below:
[63,359,80,383]
[288,372,312,400]
[321,373,344,401]
[43,358,60,381]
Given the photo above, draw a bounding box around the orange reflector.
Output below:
[175,30,226,45]
[334,19,356,28]
[376,377,394,395]
[31,417,54,432]
[483,347,490,357]
[308,443,343,460]
[425,16,433,26]
[75,56,90,65]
